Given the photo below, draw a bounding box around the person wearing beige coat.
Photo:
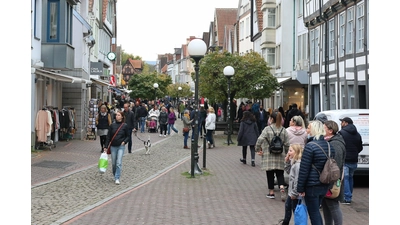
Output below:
[255,111,290,200]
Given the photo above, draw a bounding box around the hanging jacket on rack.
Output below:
[59,109,70,130]
[35,109,51,142]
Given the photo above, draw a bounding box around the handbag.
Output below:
[294,197,308,225]
[106,123,124,154]
[98,152,108,173]
[183,127,189,133]
[325,169,344,199]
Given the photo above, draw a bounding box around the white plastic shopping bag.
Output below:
[98,152,108,173]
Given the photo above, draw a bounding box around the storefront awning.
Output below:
[35,68,92,84]
[90,78,110,87]
[277,77,292,84]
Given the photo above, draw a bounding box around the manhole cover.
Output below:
[32,160,75,169]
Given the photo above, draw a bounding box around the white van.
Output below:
[313,109,369,176]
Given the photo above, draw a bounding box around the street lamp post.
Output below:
[178,86,182,105]
[153,83,159,102]
[223,66,235,146]
[187,39,207,177]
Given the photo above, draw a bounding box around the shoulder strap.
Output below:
[278,127,284,136]
[310,141,331,174]
[309,142,328,158]
[269,126,277,136]
[107,123,124,149]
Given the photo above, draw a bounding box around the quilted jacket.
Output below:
[296,136,336,193]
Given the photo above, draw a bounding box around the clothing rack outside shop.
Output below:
[35,106,58,150]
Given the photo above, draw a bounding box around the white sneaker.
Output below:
[159,134,162,137]
[163,135,166,137]
[115,179,120,185]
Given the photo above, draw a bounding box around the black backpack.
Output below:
[266,127,284,154]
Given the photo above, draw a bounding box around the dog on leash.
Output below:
[144,136,151,155]
[134,131,152,154]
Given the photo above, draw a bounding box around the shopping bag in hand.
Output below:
[98,152,108,173]
[294,197,308,225]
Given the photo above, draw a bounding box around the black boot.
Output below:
[251,161,255,167]
[240,158,246,164]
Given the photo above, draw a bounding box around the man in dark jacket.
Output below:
[137,103,148,133]
[123,103,137,153]
[284,103,304,128]
[338,117,363,204]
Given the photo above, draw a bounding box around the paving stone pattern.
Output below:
[31,123,369,225]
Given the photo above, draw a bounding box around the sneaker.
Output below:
[280,187,287,202]
[115,179,120,185]
[341,200,351,205]
[163,135,166,137]
[159,134,162,137]
[266,194,275,199]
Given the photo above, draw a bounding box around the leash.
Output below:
[133,131,151,147]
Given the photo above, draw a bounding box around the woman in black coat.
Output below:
[237,111,259,167]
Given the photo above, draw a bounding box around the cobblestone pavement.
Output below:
[31,123,369,225]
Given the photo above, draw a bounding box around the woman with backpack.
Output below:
[255,111,290,201]
[296,120,336,225]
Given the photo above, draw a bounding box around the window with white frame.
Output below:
[302,33,307,60]
[267,8,276,28]
[246,17,250,37]
[346,7,354,54]
[329,19,334,59]
[297,33,308,62]
[339,13,345,56]
[107,0,113,24]
[310,28,319,65]
[298,0,303,17]
[240,21,244,40]
[268,48,276,66]
[276,45,281,68]
[276,4,281,27]
[315,28,319,64]
[310,30,315,64]
[356,3,364,52]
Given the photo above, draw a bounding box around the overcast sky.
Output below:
[116,0,239,61]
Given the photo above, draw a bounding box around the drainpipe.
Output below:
[319,0,330,110]
[293,0,296,71]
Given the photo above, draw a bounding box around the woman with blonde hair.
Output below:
[280,144,303,225]
[182,110,193,149]
[297,120,336,225]
[205,107,216,149]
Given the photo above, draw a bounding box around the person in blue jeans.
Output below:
[103,111,130,185]
[182,110,193,148]
[136,103,148,133]
[167,107,178,135]
[296,120,335,225]
[338,117,363,204]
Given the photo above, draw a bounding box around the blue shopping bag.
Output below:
[294,197,308,225]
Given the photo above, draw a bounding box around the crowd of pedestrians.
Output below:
[96,98,363,224]
[231,101,363,225]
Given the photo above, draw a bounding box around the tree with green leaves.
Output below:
[127,72,172,101]
[196,49,279,117]
[166,83,192,101]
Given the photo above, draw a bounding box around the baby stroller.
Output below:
[147,114,158,133]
